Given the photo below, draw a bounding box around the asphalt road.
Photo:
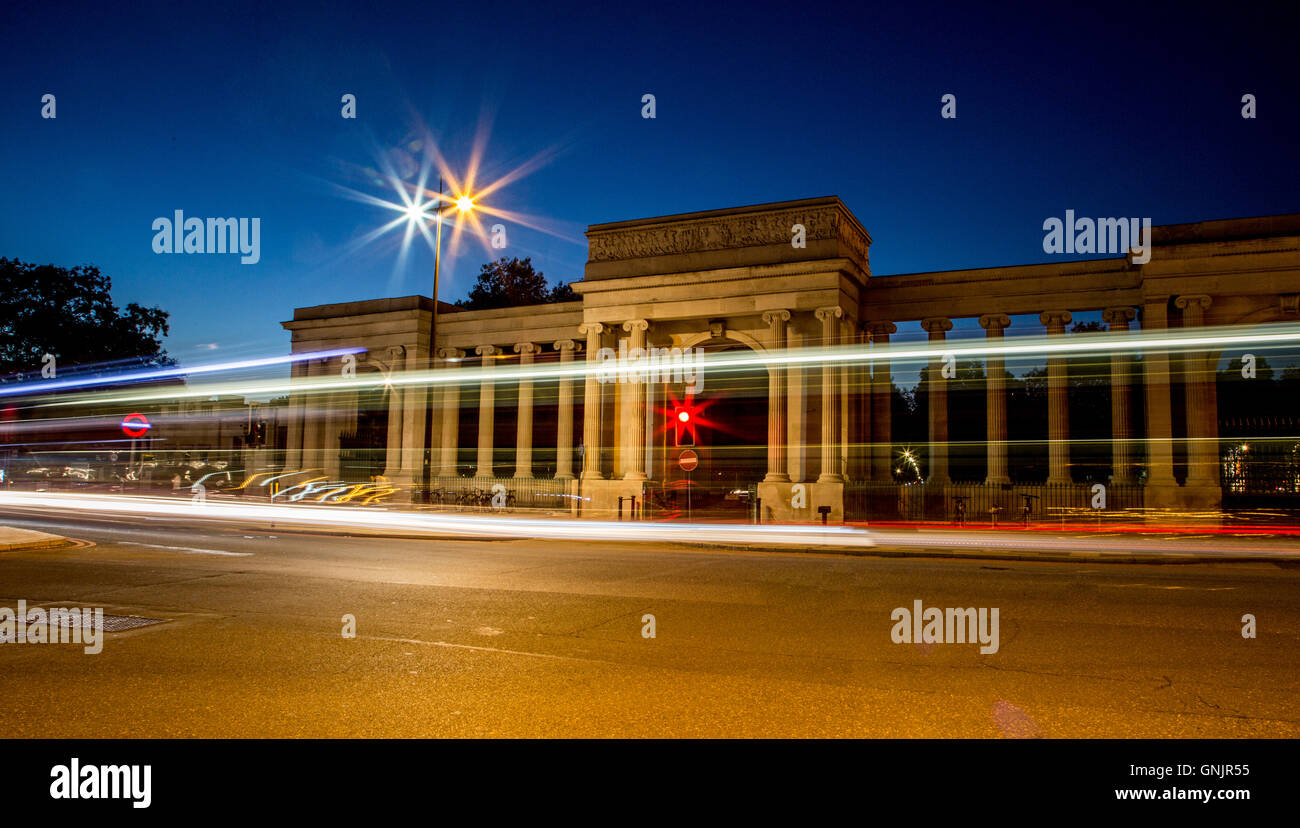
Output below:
[1,508,1297,737]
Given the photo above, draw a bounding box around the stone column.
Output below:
[1102,307,1136,484]
[643,348,656,481]
[436,348,465,477]
[622,320,650,481]
[299,360,323,471]
[553,340,580,479]
[399,347,428,485]
[840,318,856,482]
[762,310,791,482]
[1177,295,1218,486]
[815,306,844,483]
[1041,310,1073,484]
[512,343,539,479]
[979,314,1011,485]
[786,326,807,482]
[1142,299,1177,490]
[475,345,499,478]
[285,358,307,469]
[384,346,405,478]
[856,322,872,480]
[921,317,953,485]
[321,357,345,478]
[579,323,606,480]
[868,322,897,481]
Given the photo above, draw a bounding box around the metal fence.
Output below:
[845,481,1145,525]
[425,475,576,511]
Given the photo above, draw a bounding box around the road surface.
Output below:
[1,508,1297,737]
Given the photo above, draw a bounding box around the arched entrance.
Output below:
[338,383,390,482]
[654,334,768,517]
[1215,313,1300,509]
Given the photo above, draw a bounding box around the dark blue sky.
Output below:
[2,0,1296,362]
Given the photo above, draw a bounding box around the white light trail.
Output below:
[29,322,1300,408]
[2,491,1296,560]
[0,491,869,549]
[0,347,365,400]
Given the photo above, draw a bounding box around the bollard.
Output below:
[617,496,624,521]
[818,505,831,525]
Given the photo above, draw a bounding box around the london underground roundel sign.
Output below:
[121,413,152,438]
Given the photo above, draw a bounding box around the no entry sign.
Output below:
[121,413,152,438]
[678,449,698,472]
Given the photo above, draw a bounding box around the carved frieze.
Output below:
[587,205,868,266]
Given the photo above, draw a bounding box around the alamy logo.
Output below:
[597,342,705,394]
[50,758,151,808]
[891,599,1000,654]
[152,210,261,264]
[1042,210,1152,265]
[0,600,104,654]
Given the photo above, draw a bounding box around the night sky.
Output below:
[2,0,1296,362]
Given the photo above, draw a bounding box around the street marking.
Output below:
[1103,583,1236,591]
[120,542,252,557]
[368,635,604,664]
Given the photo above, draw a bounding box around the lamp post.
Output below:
[410,177,474,500]
[424,178,475,349]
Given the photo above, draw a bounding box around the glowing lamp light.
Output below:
[678,410,690,423]
[455,195,474,212]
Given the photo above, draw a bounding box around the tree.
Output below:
[455,257,578,310]
[0,259,172,378]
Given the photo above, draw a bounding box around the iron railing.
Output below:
[845,481,1145,524]
[425,475,576,511]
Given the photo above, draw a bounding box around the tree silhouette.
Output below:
[0,259,172,379]
[455,257,578,310]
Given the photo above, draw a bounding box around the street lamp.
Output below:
[414,177,475,501]
[425,177,475,358]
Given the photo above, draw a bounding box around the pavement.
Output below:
[0,507,1297,737]
[0,526,69,552]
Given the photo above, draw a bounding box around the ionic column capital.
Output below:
[475,344,501,358]
[978,313,1011,331]
[761,309,792,326]
[553,339,581,354]
[437,347,466,361]
[1040,310,1073,331]
[921,316,953,334]
[1175,294,1212,311]
[622,319,650,334]
[1102,306,1136,325]
[513,342,541,356]
[578,322,607,337]
[867,321,897,338]
[814,306,844,322]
